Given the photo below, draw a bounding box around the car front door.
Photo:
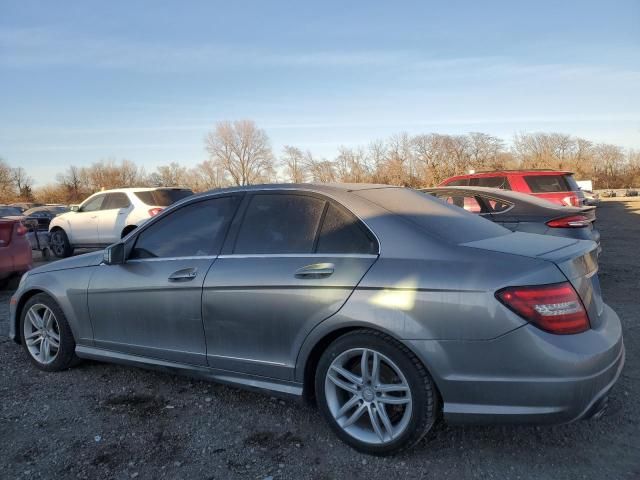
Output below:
[69,194,106,244]
[98,192,132,244]
[202,192,379,380]
[87,195,241,365]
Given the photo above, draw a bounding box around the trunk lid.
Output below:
[462,232,604,328]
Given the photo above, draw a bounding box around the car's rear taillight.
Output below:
[496,282,590,334]
[148,208,163,217]
[15,224,28,236]
[546,215,590,228]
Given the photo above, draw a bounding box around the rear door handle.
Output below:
[295,263,334,279]
[168,268,198,281]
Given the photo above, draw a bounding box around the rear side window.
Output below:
[130,197,239,259]
[523,175,572,193]
[440,194,486,214]
[103,193,131,210]
[316,204,377,254]
[234,194,325,254]
[469,176,511,189]
[135,189,193,206]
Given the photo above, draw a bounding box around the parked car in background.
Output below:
[582,190,601,206]
[9,202,44,212]
[21,205,69,231]
[0,219,31,288]
[422,187,600,248]
[439,170,586,207]
[0,206,25,218]
[12,184,624,455]
[48,187,193,258]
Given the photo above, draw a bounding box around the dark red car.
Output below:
[0,219,32,288]
[439,170,586,207]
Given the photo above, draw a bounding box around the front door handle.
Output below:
[168,268,198,281]
[295,263,335,279]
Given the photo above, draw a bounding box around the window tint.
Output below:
[234,194,325,254]
[0,207,22,217]
[103,193,131,210]
[446,179,469,186]
[135,189,193,206]
[469,176,511,189]
[316,204,376,254]
[524,175,572,193]
[81,194,105,212]
[441,195,485,214]
[483,197,512,213]
[130,197,239,259]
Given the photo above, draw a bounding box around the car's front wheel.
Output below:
[20,293,80,371]
[50,229,73,258]
[315,330,439,455]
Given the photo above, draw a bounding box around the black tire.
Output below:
[315,330,439,456]
[19,293,80,372]
[50,229,74,258]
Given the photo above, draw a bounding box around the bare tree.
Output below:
[11,167,34,200]
[281,145,308,183]
[305,152,336,183]
[0,158,15,202]
[190,159,228,191]
[149,162,189,187]
[205,120,275,186]
[56,165,89,203]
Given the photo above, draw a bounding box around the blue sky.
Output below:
[1,0,639,185]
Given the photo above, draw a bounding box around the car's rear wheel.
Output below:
[50,229,73,258]
[315,330,439,455]
[20,294,80,371]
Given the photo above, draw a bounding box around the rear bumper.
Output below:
[407,303,624,424]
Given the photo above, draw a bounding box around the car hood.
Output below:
[30,250,104,274]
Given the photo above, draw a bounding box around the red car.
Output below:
[439,170,586,207]
[0,219,32,288]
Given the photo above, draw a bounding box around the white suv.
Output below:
[49,187,193,258]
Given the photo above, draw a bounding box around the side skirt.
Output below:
[75,345,304,399]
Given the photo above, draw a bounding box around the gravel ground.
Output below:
[1,198,639,480]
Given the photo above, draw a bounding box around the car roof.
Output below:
[444,170,573,180]
[200,182,398,196]
[89,187,192,194]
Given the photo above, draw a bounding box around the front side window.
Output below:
[469,176,511,189]
[316,204,377,254]
[81,194,106,212]
[130,196,239,259]
[234,194,325,254]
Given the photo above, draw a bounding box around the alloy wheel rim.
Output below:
[50,232,65,255]
[23,304,60,364]
[324,348,412,445]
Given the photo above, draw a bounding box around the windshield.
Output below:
[356,188,510,244]
[134,189,193,206]
[0,207,23,217]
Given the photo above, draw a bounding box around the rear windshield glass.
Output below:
[134,189,193,206]
[524,174,575,193]
[356,188,510,244]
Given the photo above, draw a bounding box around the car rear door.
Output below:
[201,192,378,380]
[97,192,132,244]
[87,195,241,365]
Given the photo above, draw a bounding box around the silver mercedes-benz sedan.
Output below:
[9,184,624,455]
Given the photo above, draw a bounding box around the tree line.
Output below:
[2,120,639,204]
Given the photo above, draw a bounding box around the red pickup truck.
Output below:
[439,170,586,207]
[0,219,32,288]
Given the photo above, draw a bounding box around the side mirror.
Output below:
[70,205,80,212]
[103,242,126,265]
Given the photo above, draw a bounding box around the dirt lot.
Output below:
[1,198,639,480]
